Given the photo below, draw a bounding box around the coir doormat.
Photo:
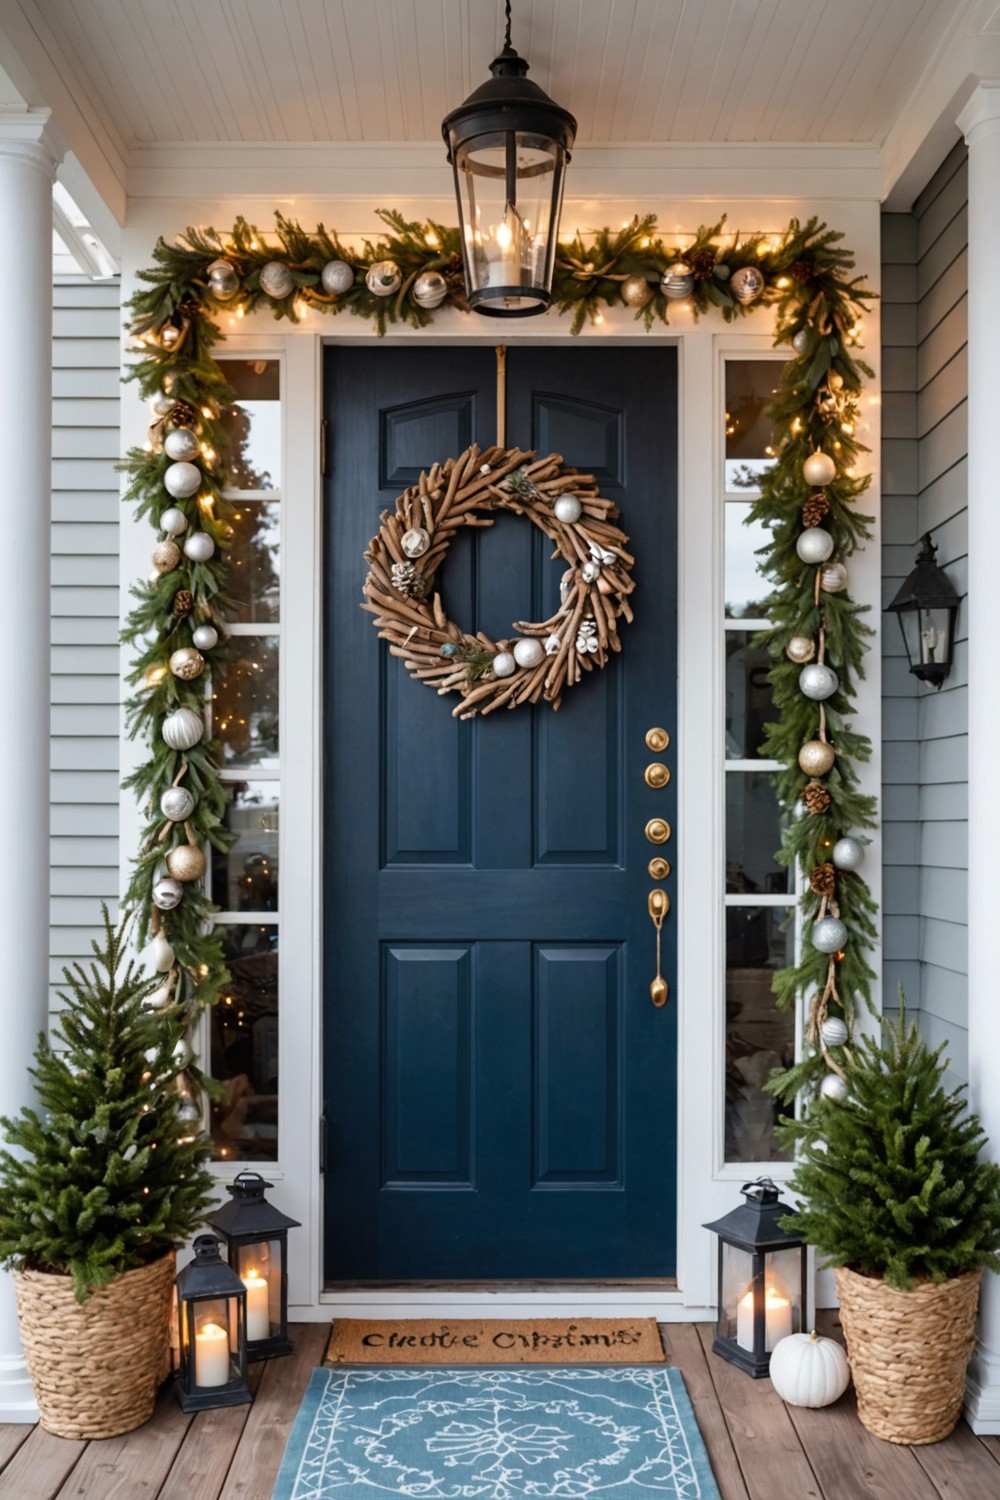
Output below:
[272,1366,721,1500]
[324,1317,665,1365]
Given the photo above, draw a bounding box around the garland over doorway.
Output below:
[121,211,876,1113]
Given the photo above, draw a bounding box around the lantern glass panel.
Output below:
[182,1296,243,1388]
[454,131,565,313]
[233,1238,284,1341]
[916,605,952,673]
[719,1241,754,1346]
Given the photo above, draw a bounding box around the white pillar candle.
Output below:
[194,1322,231,1388]
[242,1270,270,1341]
[736,1285,793,1353]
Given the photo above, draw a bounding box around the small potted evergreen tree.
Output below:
[777,1001,1000,1444]
[0,909,214,1438]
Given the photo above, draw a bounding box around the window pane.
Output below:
[726,771,791,893]
[725,504,772,619]
[217,359,281,489]
[213,636,279,767]
[210,924,278,1163]
[724,358,782,489]
[213,781,279,912]
[227,501,280,624]
[725,909,794,1162]
[726,634,774,759]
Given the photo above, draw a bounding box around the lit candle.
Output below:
[494,204,522,288]
[736,1285,792,1353]
[194,1321,231,1387]
[242,1269,270,1341]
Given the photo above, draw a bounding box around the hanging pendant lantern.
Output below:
[442,0,576,318]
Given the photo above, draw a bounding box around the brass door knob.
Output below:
[644,762,670,788]
[648,856,671,880]
[645,727,670,752]
[645,818,671,844]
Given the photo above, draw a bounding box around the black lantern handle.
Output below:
[741,1176,780,1203]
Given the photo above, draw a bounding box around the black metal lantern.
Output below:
[174,1233,251,1410]
[704,1178,807,1378]
[206,1171,301,1359]
[886,533,959,688]
[441,0,576,317]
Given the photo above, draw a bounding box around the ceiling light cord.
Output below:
[504,0,512,51]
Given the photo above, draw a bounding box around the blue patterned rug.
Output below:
[272,1365,722,1499]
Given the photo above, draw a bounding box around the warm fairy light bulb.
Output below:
[145,665,167,687]
[198,963,209,978]
[594,313,604,324]
[199,494,215,514]
[236,306,245,318]
[776,276,791,289]
[425,229,439,247]
[791,417,803,434]
[841,422,854,435]
[640,236,650,248]
[201,406,214,418]
[200,445,216,463]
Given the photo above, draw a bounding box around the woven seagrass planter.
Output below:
[13,1251,175,1439]
[835,1264,982,1445]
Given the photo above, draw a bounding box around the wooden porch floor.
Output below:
[2,1316,1000,1499]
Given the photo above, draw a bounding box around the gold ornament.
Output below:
[621,274,653,309]
[169,646,205,680]
[798,739,836,776]
[785,635,816,664]
[151,540,181,574]
[166,839,207,883]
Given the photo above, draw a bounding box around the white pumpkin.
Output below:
[769,1330,850,1408]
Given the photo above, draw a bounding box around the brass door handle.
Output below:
[648,888,669,1006]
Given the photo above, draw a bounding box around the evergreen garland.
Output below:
[122,209,876,1113]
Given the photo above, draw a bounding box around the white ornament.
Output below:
[173,1035,194,1069]
[149,389,175,419]
[148,931,175,973]
[730,265,765,304]
[493,652,517,678]
[796,528,834,565]
[820,1072,849,1102]
[321,259,355,295]
[581,561,600,583]
[162,706,205,751]
[260,261,295,299]
[821,1018,849,1048]
[177,1098,202,1126]
[799,663,839,701]
[544,634,561,656]
[401,527,430,559]
[412,270,448,309]
[660,262,695,300]
[769,1331,850,1408]
[164,428,199,463]
[791,329,810,356]
[163,461,201,500]
[812,916,847,953]
[553,494,582,524]
[145,974,176,1010]
[366,260,401,296]
[803,450,837,487]
[832,836,864,871]
[160,785,196,822]
[184,531,216,563]
[821,562,849,594]
[513,638,544,669]
[192,624,219,651]
[152,876,184,911]
[159,507,187,538]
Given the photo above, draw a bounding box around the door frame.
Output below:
[120,207,882,1320]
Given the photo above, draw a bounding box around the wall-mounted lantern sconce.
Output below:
[886,533,959,689]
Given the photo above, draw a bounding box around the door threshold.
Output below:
[325,1279,679,1293]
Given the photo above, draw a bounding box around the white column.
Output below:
[959,80,1000,1435]
[0,109,63,1424]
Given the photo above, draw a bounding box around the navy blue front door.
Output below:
[323,345,677,1281]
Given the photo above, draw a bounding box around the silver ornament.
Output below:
[792,328,810,355]
[820,1073,849,1102]
[513,638,544,669]
[184,531,216,563]
[412,270,448,309]
[832,836,864,871]
[159,506,187,538]
[164,427,199,463]
[620,274,653,309]
[812,916,847,953]
[366,260,401,297]
[796,528,834,565]
[160,785,196,821]
[206,258,240,301]
[401,527,430,559]
[493,652,517,678]
[798,739,836,776]
[148,931,175,973]
[785,635,816,665]
[163,461,202,500]
[151,540,181,575]
[553,494,582,524]
[799,663,839,701]
[802,450,837,487]
[162,706,205,751]
[321,259,355,295]
[730,265,765,304]
[192,624,219,651]
[149,389,175,419]
[152,876,184,911]
[660,261,695,300]
[713,262,731,281]
[169,646,205,680]
[260,261,295,299]
[177,1098,202,1126]
[821,562,849,594]
[821,1017,849,1048]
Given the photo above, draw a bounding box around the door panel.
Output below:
[324,344,677,1281]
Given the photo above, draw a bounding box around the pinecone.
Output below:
[690,248,716,279]
[803,780,831,815]
[172,589,194,617]
[790,259,813,284]
[802,492,830,527]
[169,400,199,428]
[391,560,427,599]
[809,862,837,896]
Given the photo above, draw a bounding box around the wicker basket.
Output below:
[14,1251,175,1439]
[835,1264,981,1444]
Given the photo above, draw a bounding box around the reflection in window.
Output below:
[724,358,782,490]
[217,359,281,489]
[726,911,794,1162]
[212,783,279,912]
[227,502,280,623]
[726,635,774,759]
[725,504,772,619]
[726,772,791,894]
[213,636,279,766]
[211,925,279,1162]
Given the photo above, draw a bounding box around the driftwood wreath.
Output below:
[361,444,635,718]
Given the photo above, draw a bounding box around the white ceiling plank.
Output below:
[168,0,257,143]
[708,0,784,142]
[241,0,316,141]
[752,0,829,144]
[851,0,951,146]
